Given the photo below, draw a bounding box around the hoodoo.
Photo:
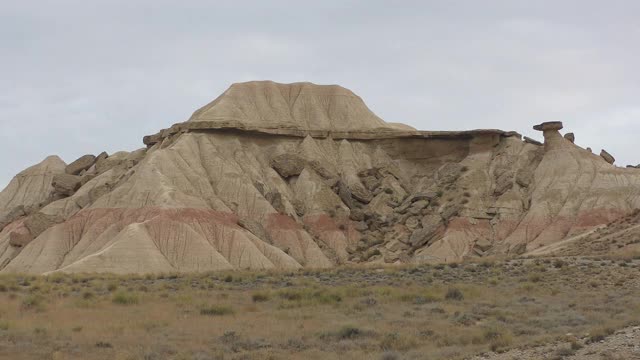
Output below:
[1,81,639,274]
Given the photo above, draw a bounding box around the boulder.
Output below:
[337,181,356,209]
[410,215,444,248]
[405,191,438,204]
[600,150,615,165]
[94,150,142,174]
[353,221,368,232]
[409,200,429,215]
[564,133,575,143]
[349,183,373,204]
[474,238,492,252]
[361,176,381,191]
[383,251,401,263]
[349,209,365,222]
[65,154,96,175]
[440,203,461,221]
[586,147,592,153]
[405,218,419,231]
[24,212,60,239]
[271,154,306,178]
[264,191,286,213]
[523,137,543,146]
[362,248,382,261]
[533,121,563,131]
[0,206,26,231]
[395,192,436,214]
[385,240,406,252]
[96,151,109,163]
[9,227,33,247]
[52,174,83,196]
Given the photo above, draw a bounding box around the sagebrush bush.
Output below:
[112,291,139,305]
[252,292,270,302]
[445,288,464,301]
[200,305,234,316]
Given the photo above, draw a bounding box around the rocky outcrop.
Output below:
[65,154,96,175]
[533,121,563,131]
[523,136,542,146]
[0,156,66,214]
[600,149,615,164]
[564,133,575,143]
[52,174,82,196]
[1,81,639,274]
[0,206,26,232]
[271,154,306,178]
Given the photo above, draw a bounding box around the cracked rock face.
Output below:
[0,81,639,274]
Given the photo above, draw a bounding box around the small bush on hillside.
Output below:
[112,291,139,305]
[200,305,234,316]
[320,325,373,341]
[21,294,45,311]
[445,288,464,301]
[252,292,270,303]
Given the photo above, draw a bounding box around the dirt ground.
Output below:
[0,256,638,360]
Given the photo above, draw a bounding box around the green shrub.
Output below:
[252,292,270,303]
[21,294,45,311]
[320,325,372,341]
[112,291,139,305]
[445,288,464,301]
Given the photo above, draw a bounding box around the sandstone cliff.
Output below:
[0,81,638,274]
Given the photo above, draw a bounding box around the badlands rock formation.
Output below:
[1,81,639,274]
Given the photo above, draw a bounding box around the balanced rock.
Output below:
[65,154,96,175]
[600,150,615,164]
[533,121,563,131]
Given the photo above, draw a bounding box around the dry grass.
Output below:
[0,257,638,359]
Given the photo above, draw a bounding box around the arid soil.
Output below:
[0,255,638,360]
[473,325,640,359]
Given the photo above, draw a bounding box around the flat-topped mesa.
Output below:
[143,81,516,145]
[533,121,565,150]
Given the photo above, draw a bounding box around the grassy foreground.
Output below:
[0,256,638,360]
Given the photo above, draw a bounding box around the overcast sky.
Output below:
[1,1,639,189]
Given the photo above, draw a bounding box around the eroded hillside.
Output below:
[1,81,639,274]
